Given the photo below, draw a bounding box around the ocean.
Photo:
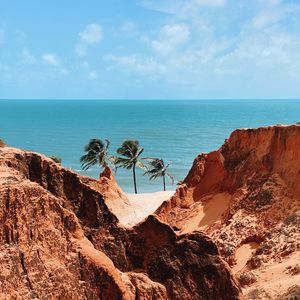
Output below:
[1,99,300,193]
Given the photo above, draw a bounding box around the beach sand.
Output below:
[109,190,175,227]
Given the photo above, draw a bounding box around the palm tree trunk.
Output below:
[133,163,137,194]
[163,174,166,191]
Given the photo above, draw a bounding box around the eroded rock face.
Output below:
[156,125,300,299]
[0,146,242,299]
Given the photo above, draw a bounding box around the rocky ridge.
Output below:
[0,145,242,299]
[156,125,300,299]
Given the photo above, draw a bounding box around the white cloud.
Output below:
[76,23,103,57]
[120,21,136,34]
[99,0,300,98]
[20,48,37,64]
[42,53,60,66]
[75,43,87,57]
[79,24,102,44]
[252,11,280,29]
[140,0,226,16]
[104,54,136,67]
[78,61,97,80]
[104,18,300,97]
[116,21,139,38]
[103,54,165,76]
[258,0,281,6]
[192,0,225,7]
[151,24,190,55]
[1,0,299,98]
[88,70,98,80]
[80,61,90,69]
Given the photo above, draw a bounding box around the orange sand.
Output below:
[232,242,259,274]
[181,193,231,233]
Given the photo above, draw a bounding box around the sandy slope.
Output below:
[243,251,300,299]
[110,191,175,226]
[180,193,231,233]
[232,243,259,274]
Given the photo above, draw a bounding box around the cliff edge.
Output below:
[156,124,300,299]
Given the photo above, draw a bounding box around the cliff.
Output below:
[156,125,300,299]
[0,146,242,299]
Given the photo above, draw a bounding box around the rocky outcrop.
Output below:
[0,146,242,299]
[156,125,300,299]
[82,166,129,203]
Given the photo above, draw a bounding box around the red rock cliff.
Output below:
[156,125,300,299]
[0,146,242,299]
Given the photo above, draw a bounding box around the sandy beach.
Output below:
[108,190,175,227]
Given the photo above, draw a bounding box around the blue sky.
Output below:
[0,0,300,99]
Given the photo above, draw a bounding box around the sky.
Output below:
[0,0,300,99]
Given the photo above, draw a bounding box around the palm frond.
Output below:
[80,153,94,163]
[84,139,104,152]
[144,158,174,185]
[149,174,160,180]
[81,158,98,170]
[104,139,110,150]
[163,162,172,171]
[115,140,145,171]
[114,157,133,169]
[166,172,174,185]
[136,160,148,171]
[135,147,144,159]
[108,155,118,164]
[142,157,158,161]
[144,169,158,176]
[117,140,139,158]
[80,138,111,170]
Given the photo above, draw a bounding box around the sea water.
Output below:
[1,99,300,192]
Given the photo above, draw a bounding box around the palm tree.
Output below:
[80,139,112,173]
[144,158,174,191]
[115,140,145,194]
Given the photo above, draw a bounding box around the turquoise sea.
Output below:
[1,99,300,193]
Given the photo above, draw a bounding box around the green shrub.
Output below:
[258,189,273,206]
[283,212,300,226]
[49,156,62,164]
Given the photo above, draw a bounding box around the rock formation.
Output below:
[156,125,300,299]
[0,146,242,299]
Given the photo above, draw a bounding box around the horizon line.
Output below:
[1,98,300,101]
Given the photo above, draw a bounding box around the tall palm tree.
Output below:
[80,139,112,173]
[144,158,174,191]
[115,140,145,194]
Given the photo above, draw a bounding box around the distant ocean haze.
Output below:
[1,99,300,193]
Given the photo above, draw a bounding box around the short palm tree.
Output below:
[114,140,145,194]
[144,158,174,191]
[80,139,112,173]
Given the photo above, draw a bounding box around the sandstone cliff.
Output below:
[0,146,242,299]
[156,125,300,299]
